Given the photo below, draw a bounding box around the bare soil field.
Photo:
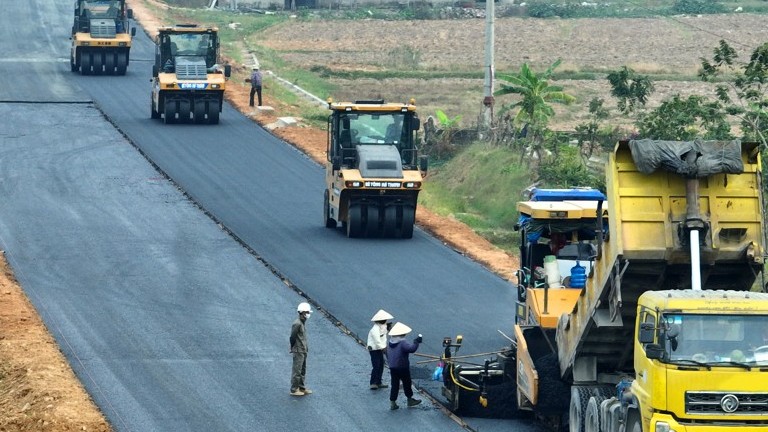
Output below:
[3,4,767,430]
[257,14,768,129]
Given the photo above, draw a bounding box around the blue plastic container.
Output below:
[570,261,586,288]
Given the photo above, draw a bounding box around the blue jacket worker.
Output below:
[386,322,422,410]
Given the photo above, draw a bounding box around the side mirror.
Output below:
[131,27,136,37]
[224,64,232,78]
[127,9,134,19]
[645,343,664,360]
[332,156,341,171]
[412,117,421,131]
[638,322,655,344]
[419,155,428,174]
[152,65,158,78]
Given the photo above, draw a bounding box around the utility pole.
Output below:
[480,0,495,139]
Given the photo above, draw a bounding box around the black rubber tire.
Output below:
[346,205,363,238]
[399,206,415,239]
[70,53,78,72]
[163,100,176,124]
[323,190,336,228]
[193,101,206,124]
[383,205,397,238]
[584,396,603,432]
[178,100,191,123]
[208,100,220,125]
[570,386,591,432]
[104,52,115,74]
[92,51,104,75]
[364,204,380,237]
[116,51,127,75]
[80,51,91,75]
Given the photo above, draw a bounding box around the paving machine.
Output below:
[150,25,231,124]
[70,0,136,75]
[323,99,428,238]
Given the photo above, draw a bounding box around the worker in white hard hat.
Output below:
[367,309,394,390]
[289,302,312,396]
[249,64,263,107]
[386,322,422,410]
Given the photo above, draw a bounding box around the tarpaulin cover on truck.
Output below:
[628,139,743,177]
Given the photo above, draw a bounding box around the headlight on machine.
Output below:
[81,42,90,46]
[404,182,421,188]
[211,84,220,89]
[118,42,127,47]
[345,181,362,188]
[655,422,675,432]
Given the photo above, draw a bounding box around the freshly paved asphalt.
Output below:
[0,1,544,431]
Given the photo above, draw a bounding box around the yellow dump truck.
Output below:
[150,25,231,124]
[323,99,428,238]
[442,140,767,431]
[70,0,136,75]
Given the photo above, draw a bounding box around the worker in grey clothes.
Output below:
[290,302,313,396]
[386,322,422,410]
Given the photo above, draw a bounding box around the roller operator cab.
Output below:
[70,0,136,75]
[150,25,232,124]
[323,99,428,238]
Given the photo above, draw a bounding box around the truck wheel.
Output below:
[569,386,591,432]
[163,100,176,124]
[208,101,220,124]
[80,51,92,75]
[323,190,336,228]
[178,100,191,123]
[193,101,206,124]
[116,52,127,75]
[347,205,363,238]
[584,396,603,432]
[92,52,104,75]
[399,206,415,239]
[104,52,115,74]
[383,206,397,237]
[364,204,380,237]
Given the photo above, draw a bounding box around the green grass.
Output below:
[420,142,531,252]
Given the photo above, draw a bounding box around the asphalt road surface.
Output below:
[0,1,544,431]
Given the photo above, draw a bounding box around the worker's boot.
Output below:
[390,400,399,410]
[407,397,422,407]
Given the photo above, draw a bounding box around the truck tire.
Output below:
[347,205,363,238]
[104,52,115,74]
[116,52,128,75]
[80,51,92,75]
[193,101,206,124]
[383,205,397,237]
[399,206,415,239]
[323,190,336,228]
[208,100,220,125]
[569,386,591,432]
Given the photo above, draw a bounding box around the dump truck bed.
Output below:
[555,140,765,379]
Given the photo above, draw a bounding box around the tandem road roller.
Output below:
[150,25,231,124]
[323,99,428,238]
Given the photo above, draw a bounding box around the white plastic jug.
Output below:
[543,255,561,288]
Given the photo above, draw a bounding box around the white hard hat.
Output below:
[371,309,394,322]
[388,322,412,337]
[297,302,312,313]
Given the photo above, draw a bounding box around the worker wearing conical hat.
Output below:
[367,309,394,390]
[386,322,422,410]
